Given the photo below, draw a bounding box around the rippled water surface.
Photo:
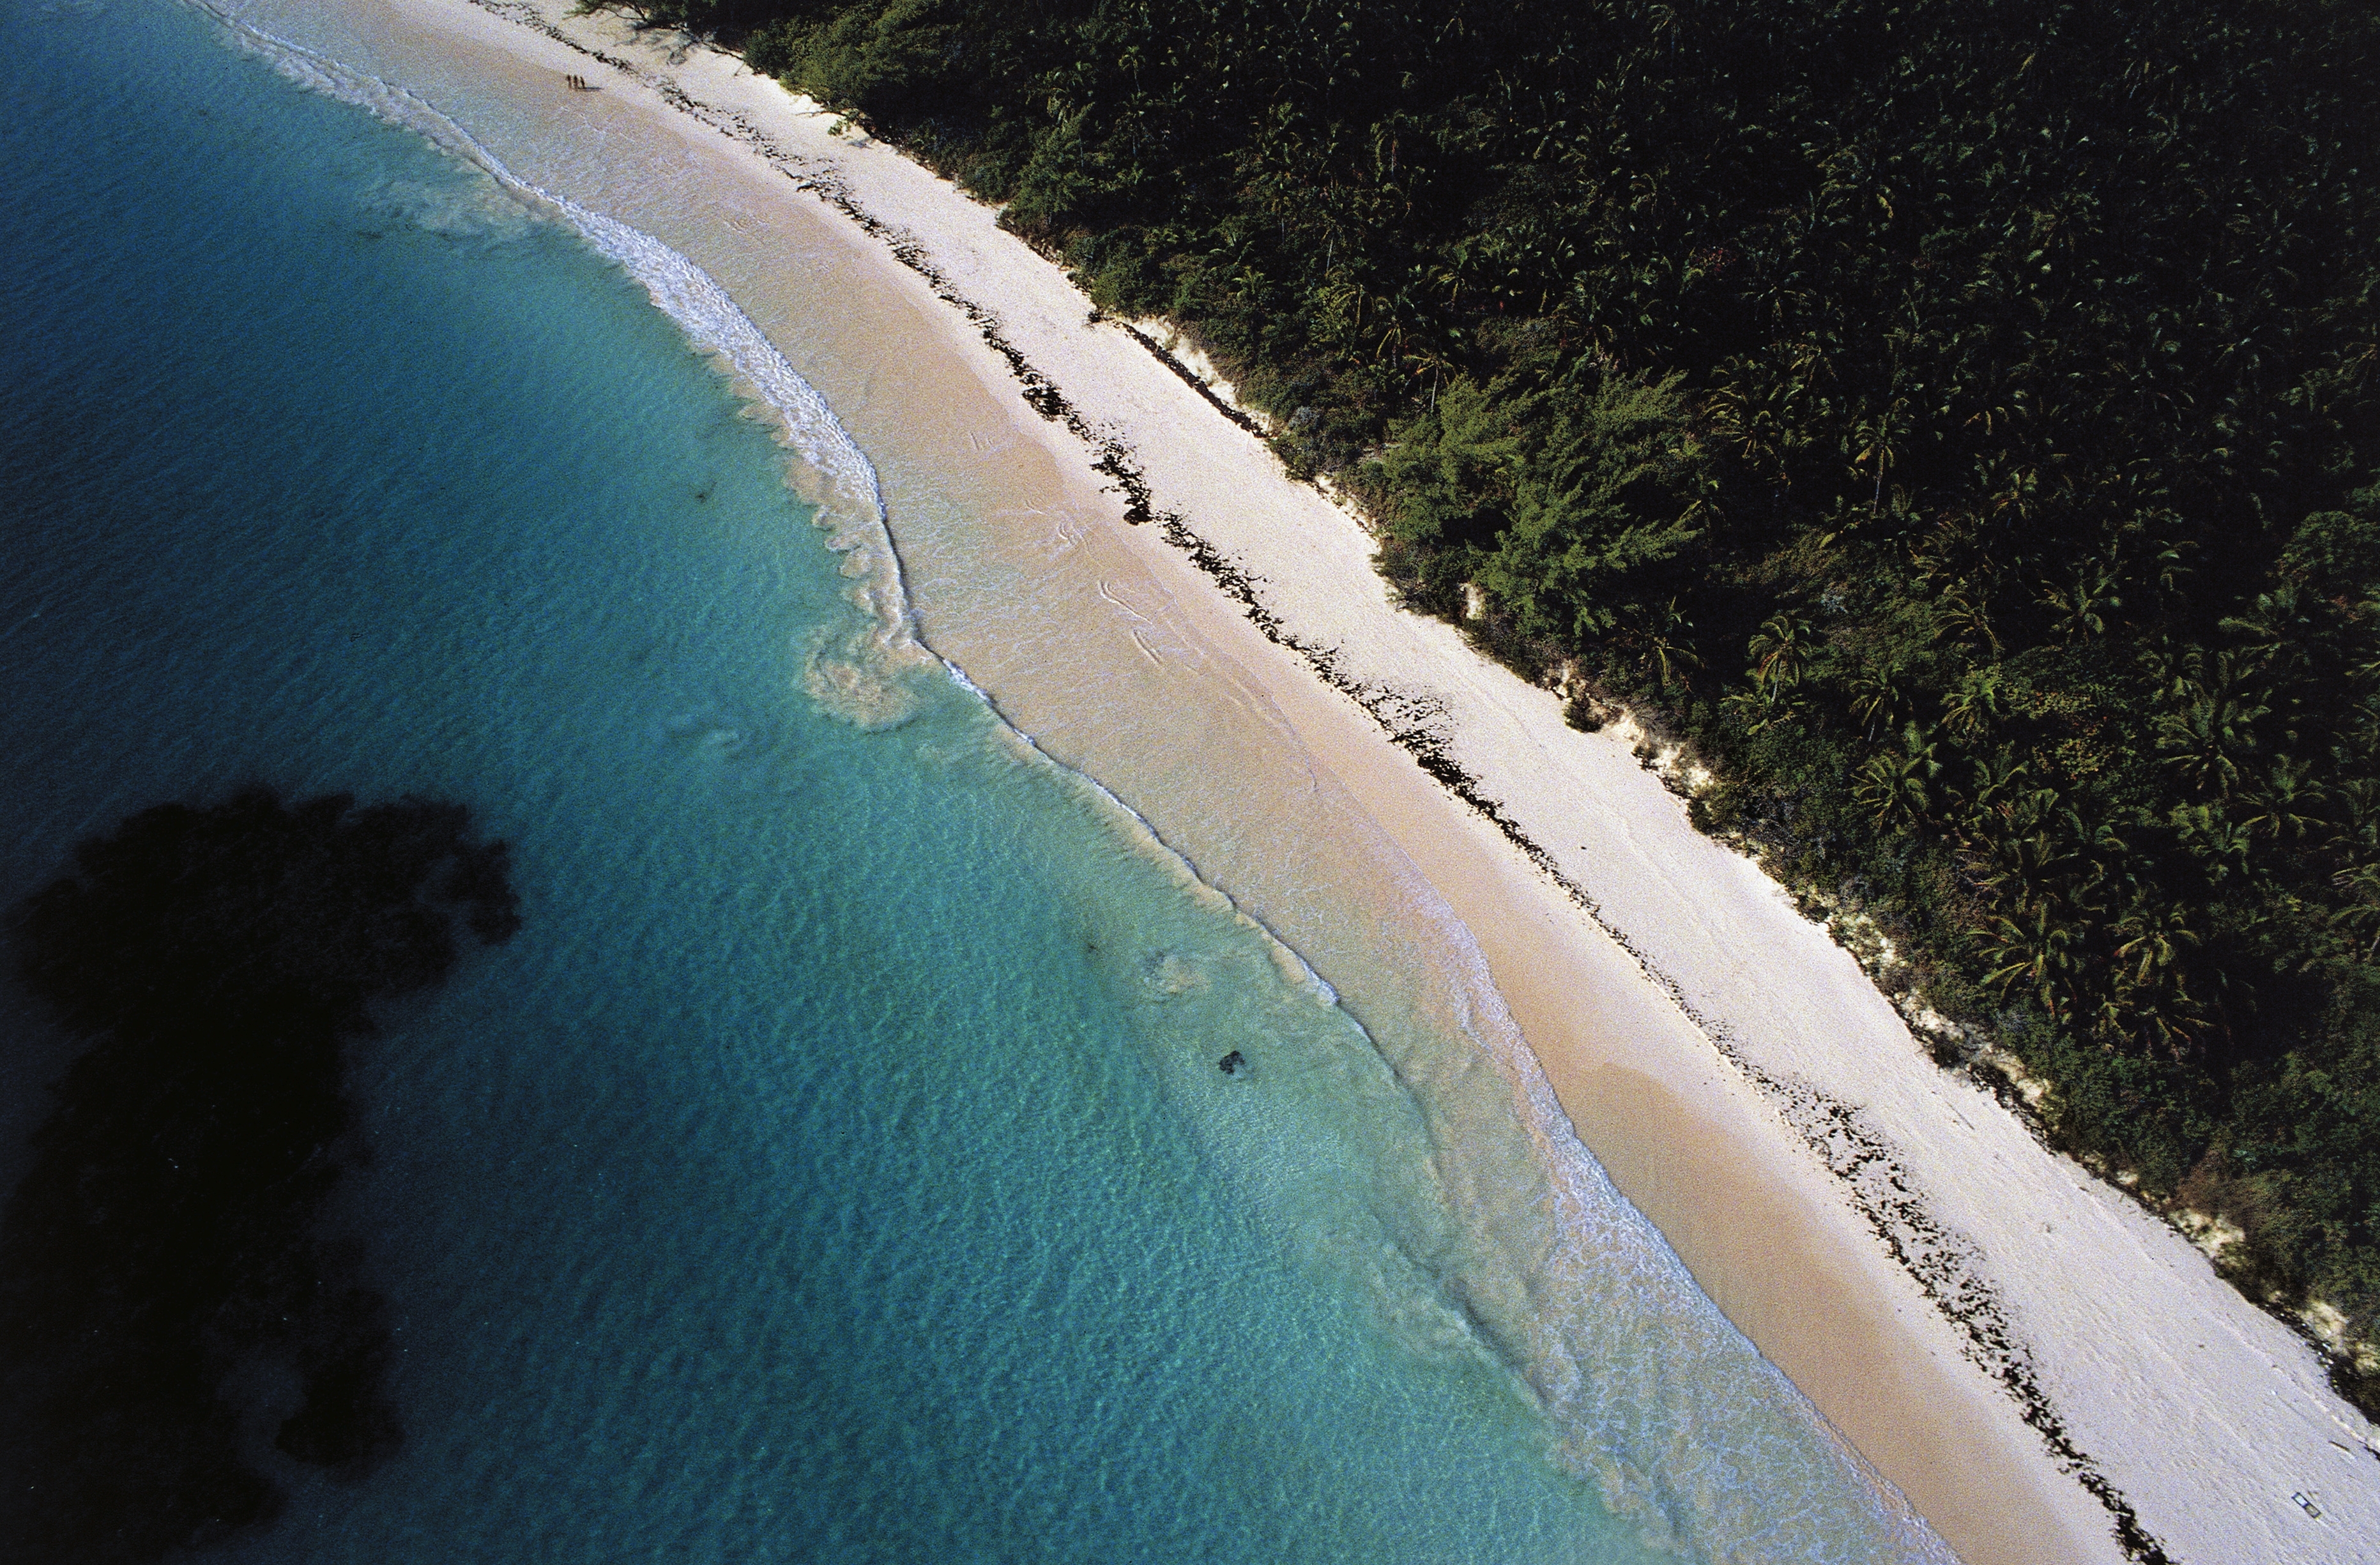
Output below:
[0,3,1948,1561]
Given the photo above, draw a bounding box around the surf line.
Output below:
[453,8,2171,1557]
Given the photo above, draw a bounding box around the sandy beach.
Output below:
[220,2,2380,1559]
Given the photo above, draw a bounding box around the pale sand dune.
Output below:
[241,2,2380,1559]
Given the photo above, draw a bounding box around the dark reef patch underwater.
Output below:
[0,790,517,1564]
[0,1,1972,1560]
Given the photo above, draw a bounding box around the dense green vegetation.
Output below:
[611,0,2379,1396]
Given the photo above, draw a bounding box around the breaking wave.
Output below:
[201,0,931,726]
[183,6,1959,1556]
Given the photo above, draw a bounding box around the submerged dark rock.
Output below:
[0,788,519,1565]
[1217,1050,1246,1076]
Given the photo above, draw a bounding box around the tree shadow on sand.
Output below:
[0,788,519,1564]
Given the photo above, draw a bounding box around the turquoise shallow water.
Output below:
[0,3,1946,1561]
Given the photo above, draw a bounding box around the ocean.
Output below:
[0,2,1948,1560]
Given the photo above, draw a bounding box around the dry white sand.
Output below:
[229,3,2380,1559]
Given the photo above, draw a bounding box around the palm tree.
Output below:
[1942,668,2005,738]
[1621,597,1701,690]
[1746,610,1812,699]
[2156,650,2271,798]
[2105,899,2206,1056]
[2172,801,2256,885]
[1856,721,1945,826]
[1983,898,2084,1017]
[2217,584,2312,677]
[2332,862,2380,959]
[1850,394,1910,521]
[2241,754,2327,844]
[2039,558,2122,641]
[1847,664,1908,738]
[1965,781,2123,916]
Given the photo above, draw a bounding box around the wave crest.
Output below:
[201,0,932,728]
[190,7,1960,1557]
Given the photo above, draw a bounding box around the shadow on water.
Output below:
[0,788,519,1565]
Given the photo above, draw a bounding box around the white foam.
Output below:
[189,7,1958,1554]
[977,696,1941,1552]
[196,1,924,712]
[543,198,912,635]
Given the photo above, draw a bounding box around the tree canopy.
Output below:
[625,0,2380,1407]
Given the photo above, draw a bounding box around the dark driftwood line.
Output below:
[600,0,2380,1449]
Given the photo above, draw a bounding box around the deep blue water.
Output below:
[0,3,1942,1561]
